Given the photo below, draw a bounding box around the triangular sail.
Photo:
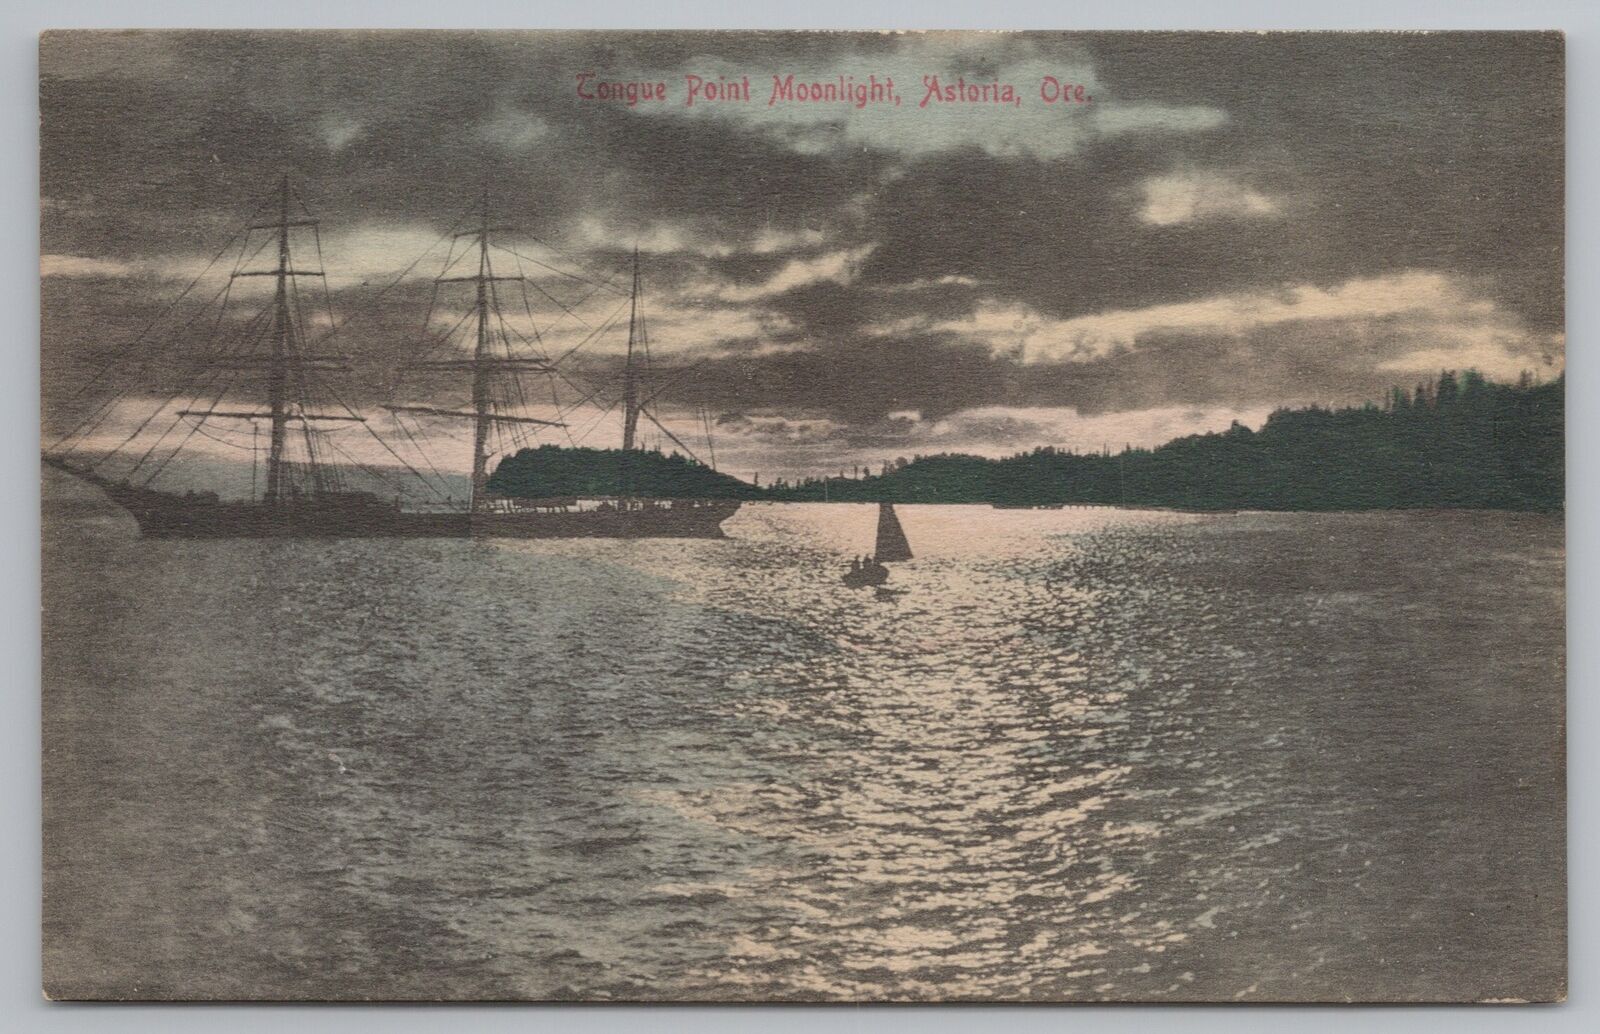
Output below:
[874,502,913,562]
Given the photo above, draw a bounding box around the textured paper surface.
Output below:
[41,30,1565,1002]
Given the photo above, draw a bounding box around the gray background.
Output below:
[5,0,1593,1029]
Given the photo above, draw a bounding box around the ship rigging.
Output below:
[43,176,740,538]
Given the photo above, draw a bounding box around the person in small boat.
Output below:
[849,557,861,572]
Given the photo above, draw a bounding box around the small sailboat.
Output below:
[873,501,913,562]
[842,502,912,587]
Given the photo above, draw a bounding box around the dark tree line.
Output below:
[487,444,759,500]
[489,373,1562,512]
[764,372,1564,512]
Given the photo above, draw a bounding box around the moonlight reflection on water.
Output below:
[43,484,1565,1001]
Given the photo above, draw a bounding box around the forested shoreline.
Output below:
[490,372,1564,513]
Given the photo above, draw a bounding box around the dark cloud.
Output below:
[41,30,1564,465]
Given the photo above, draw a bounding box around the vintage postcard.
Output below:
[40,30,1565,1002]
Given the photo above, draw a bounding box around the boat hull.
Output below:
[45,460,739,540]
[842,566,890,588]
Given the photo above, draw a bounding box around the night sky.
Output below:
[40,31,1565,481]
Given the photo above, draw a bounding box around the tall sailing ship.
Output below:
[43,178,740,539]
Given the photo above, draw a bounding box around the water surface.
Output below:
[42,481,1566,1001]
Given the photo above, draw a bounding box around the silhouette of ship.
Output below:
[842,503,913,587]
[44,178,739,539]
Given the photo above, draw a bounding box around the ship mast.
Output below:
[218,175,360,504]
[265,175,292,505]
[614,252,716,476]
[470,193,494,512]
[47,174,374,505]
[622,247,642,453]
[387,192,568,514]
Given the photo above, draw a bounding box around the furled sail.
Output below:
[874,502,913,562]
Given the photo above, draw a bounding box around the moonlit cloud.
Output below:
[875,274,983,294]
[313,222,467,285]
[42,254,135,278]
[1377,338,1564,381]
[695,402,1279,482]
[43,251,228,285]
[317,113,364,153]
[913,271,1561,375]
[474,106,552,153]
[1093,103,1229,137]
[1138,170,1281,226]
[713,246,876,303]
[922,404,1274,454]
[567,215,826,258]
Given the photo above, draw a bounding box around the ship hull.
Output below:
[128,505,740,540]
[841,567,889,588]
[45,460,739,540]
